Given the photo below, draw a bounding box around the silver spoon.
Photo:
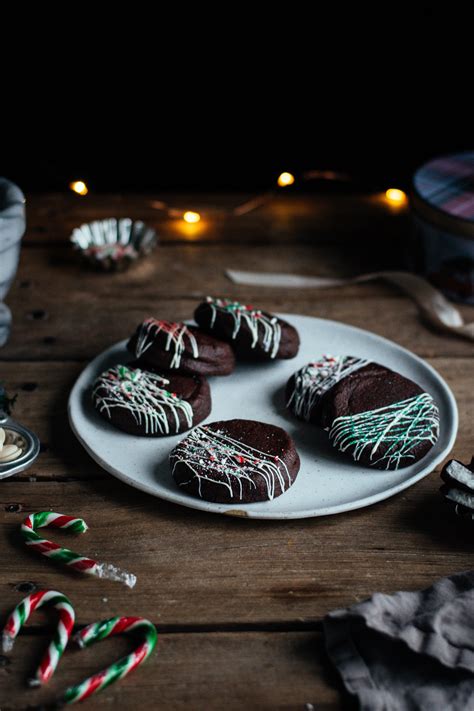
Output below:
[0,410,40,480]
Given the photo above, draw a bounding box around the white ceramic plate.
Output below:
[68,315,458,519]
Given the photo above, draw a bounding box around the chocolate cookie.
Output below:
[170,419,300,503]
[92,364,211,436]
[127,318,235,376]
[320,363,440,470]
[286,355,369,425]
[194,297,299,360]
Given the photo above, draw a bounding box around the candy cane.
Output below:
[62,617,157,704]
[2,590,75,687]
[21,512,137,588]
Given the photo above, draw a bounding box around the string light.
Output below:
[385,188,407,205]
[146,174,407,223]
[277,172,295,187]
[70,181,89,196]
[183,211,201,224]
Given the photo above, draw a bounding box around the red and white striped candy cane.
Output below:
[21,512,136,588]
[2,590,75,687]
[62,616,157,704]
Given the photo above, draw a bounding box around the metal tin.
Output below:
[411,151,474,303]
[0,410,40,481]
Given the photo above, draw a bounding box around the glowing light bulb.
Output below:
[183,211,201,224]
[277,172,295,187]
[70,181,89,196]
[385,188,407,205]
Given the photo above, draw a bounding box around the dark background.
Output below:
[3,138,471,195]
[2,4,472,194]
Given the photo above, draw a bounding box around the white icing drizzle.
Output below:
[287,355,369,421]
[93,365,193,435]
[133,319,199,368]
[445,488,474,510]
[329,392,440,470]
[205,297,281,358]
[445,460,474,491]
[171,424,292,500]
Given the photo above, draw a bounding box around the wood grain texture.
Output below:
[4,244,474,360]
[0,192,472,709]
[23,191,409,246]
[1,473,474,627]
[0,630,343,710]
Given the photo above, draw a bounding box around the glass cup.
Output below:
[0,178,26,346]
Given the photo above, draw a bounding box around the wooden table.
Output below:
[1,192,472,710]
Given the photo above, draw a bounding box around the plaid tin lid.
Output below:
[413,151,474,222]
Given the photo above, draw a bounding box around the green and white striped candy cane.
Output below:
[62,616,157,704]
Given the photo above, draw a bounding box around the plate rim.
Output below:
[68,314,458,520]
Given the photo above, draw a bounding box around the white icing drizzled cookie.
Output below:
[171,420,300,503]
[206,297,282,358]
[134,319,199,369]
[287,355,369,422]
[92,365,193,435]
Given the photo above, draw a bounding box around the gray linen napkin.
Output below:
[323,571,474,710]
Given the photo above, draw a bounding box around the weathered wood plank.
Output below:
[0,630,342,710]
[4,279,474,361]
[22,191,409,246]
[0,357,471,481]
[4,239,473,360]
[1,472,473,627]
[0,361,104,480]
[13,241,407,295]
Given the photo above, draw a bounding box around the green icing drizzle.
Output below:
[329,392,439,469]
